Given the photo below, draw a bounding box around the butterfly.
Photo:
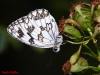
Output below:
[7,9,63,52]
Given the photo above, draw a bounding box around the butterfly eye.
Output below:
[53,47,60,52]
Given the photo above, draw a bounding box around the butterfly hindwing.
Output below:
[7,9,60,48]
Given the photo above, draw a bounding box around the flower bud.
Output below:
[70,45,81,64]
[91,23,100,39]
[92,0,100,22]
[62,46,88,74]
[59,17,82,41]
[64,24,82,41]
[70,57,88,73]
[70,45,88,72]
[93,7,100,22]
[70,2,93,31]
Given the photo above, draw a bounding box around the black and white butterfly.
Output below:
[7,9,63,52]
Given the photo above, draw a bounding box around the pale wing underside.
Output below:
[7,9,59,48]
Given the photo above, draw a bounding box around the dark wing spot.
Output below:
[27,25,35,33]
[21,17,26,22]
[40,26,45,31]
[29,37,34,44]
[38,32,43,42]
[31,9,49,20]
[17,28,24,38]
[46,22,52,32]
[27,33,34,44]
[13,20,19,25]
[51,19,54,22]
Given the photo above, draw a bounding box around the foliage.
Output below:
[59,0,100,75]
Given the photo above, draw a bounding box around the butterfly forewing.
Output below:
[7,9,63,52]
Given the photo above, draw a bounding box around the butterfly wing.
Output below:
[7,9,59,48]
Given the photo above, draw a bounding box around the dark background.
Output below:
[0,0,98,75]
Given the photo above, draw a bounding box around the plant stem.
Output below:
[89,66,100,72]
[87,28,93,36]
[83,44,97,59]
[93,39,100,56]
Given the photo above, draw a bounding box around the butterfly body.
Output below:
[7,9,63,52]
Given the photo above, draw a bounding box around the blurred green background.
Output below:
[0,0,96,75]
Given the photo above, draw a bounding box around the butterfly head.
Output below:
[53,47,60,52]
[53,35,63,52]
